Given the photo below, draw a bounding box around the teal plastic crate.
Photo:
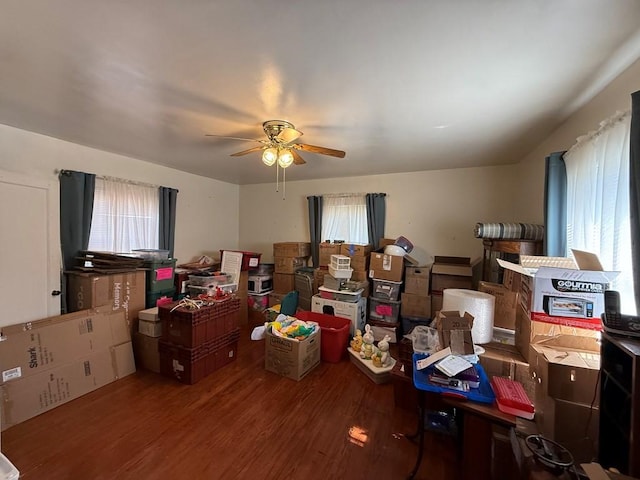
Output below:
[146,287,176,309]
[144,258,177,293]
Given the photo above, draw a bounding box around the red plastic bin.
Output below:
[220,250,262,271]
[295,310,350,363]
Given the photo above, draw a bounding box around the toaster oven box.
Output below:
[497,250,618,331]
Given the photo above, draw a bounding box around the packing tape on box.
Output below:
[442,289,495,344]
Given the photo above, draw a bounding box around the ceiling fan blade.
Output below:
[230,146,266,156]
[294,143,346,158]
[205,134,263,143]
[276,127,303,144]
[291,149,306,165]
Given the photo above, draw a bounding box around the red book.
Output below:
[490,376,535,420]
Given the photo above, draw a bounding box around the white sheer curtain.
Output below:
[88,176,159,254]
[564,110,635,314]
[322,193,368,244]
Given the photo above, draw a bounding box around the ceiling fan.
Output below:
[206,120,346,168]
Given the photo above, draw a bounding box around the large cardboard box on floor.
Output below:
[1,342,135,431]
[273,242,311,258]
[497,250,618,331]
[264,326,320,381]
[478,281,518,330]
[0,306,130,383]
[132,332,161,373]
[67,270,146,332]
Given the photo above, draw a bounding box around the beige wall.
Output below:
[239,164,520,266]
[515,57,640,222]
[0,124,240,264]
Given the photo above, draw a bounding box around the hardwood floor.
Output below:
[2,327,459,480]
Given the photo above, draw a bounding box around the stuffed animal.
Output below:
[360,325,375,359]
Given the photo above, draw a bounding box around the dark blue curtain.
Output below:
[59,170,95,312]
[630,91,640,312]
[159,186,178,258]
[307,196,323,267]
[366,193,386,249]
[543,152,567,257]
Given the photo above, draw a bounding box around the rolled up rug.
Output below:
[474,222,544,240]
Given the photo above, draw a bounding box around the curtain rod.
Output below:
[566,109,630,157]
[97,175,159,189]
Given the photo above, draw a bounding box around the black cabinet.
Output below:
[599,333,640,476]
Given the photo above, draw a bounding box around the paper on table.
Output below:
[435,355,473,377]
[416,347,451,371]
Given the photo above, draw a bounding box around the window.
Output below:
[88,177,159,253]
[322,193,368,244]
[564,111,635,314]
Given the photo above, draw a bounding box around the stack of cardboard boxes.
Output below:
[400,265,432,334]
[367,247,406,342]
[480,252,615,464]
[132,306,163,373]
[271,242,311,306]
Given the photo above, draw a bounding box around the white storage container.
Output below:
[371,279,402,301]
[328,265,353,279]
[311,294,366,336]
[330,254,351,270]
[318,286,363,303]
[0,454,19,480]
[138,318,162,338]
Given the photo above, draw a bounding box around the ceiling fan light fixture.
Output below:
[277,149,294,168]
[262,147,278,166]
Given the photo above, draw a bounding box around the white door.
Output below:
[0,171,60,326]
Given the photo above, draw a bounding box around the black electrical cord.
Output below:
[525,434,575,471]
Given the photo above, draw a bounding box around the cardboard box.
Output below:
[273,273,296,293]
[400,293,431,318]
[0,307,130,383]
[479,344,534,401]
[535,397,599,465]
[529,335,600,405]
[311,294,366,336]
[1,342,136,431]
[273,242,311,258]
[497,250,618,330]
[515,305,599,363]
[404,266,431,296]
[67,270,146,330]
[350,270,368,282]
[435,311,474,355]
[340,243,373,257]
[478,281,518,330]
[431,292,443,318]
[319,243,342,267]
[431,256,473,293]
[138,319,162,337]
[348,255,370,272]
[269,291,287,308]
[369,252,404,282]
[264,327,320,381]
[132,332,160,373]
[502,268,522,293]
[274,256,307,274]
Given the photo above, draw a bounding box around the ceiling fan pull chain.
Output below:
[283,167,286,200]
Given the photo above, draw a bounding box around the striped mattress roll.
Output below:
[474,222,544,240]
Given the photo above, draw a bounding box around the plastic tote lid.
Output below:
[394,236,414,253]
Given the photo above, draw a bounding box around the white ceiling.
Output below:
[2,1,640,185]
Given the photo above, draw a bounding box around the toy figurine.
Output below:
[350,329,363,352]
[360,325,375,360]
[372,335,391,367]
